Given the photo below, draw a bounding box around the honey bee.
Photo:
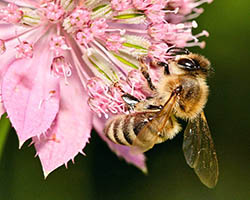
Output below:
[104,47,219,188]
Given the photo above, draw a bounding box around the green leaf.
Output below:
[0,114,10,161]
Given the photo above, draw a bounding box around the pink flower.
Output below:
[111,0,133,11]
[132,0,151,10]
[0,0,212,177]
[105,33,125,52]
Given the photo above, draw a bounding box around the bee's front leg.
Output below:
[121,93,140,111]
[139,57,156,91]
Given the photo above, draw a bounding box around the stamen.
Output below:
[38,90,56,109]
[75,28,94,47]
[51,56,72,85]
[148,23,169,41]
[164,7,179,14]
[127,69,148,89]
[132,0,151,10]
[0,39,6,55]
[88,97,109,119]
[86,77,129,117]
[121,28,147,34]
[43,2,65,22]
[105,33,125,52]
[185,8,204,20]
[116,78,147,100]
[194,30,209,38]
[105,28,126,35]
[40,0,54,7]
[50,35,70,56]
[90,18,108,37]
[186,41,206,48]
[15,41,33,59]
[49,133,60,143]
[91,40,127,77]
[60,0,76,11]
[192,0,213,9]
[110,0,133,11]
[63,30,90,82]
[0,3,23,24]
[68,6,90,28]
[86,77,109,97]
[2,25,43,44]
[148,42,170,61]
[145,7,166,24]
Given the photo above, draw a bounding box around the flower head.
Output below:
[0,0,212,176]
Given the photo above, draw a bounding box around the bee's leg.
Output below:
[156,61,170,75]
[146,104,163,111]
[139,57,156,91]
[121,93,140,111]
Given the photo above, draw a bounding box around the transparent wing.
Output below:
[132,93,178,153]
[183,112,219,188]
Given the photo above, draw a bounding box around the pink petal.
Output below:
[0,102,5,117]
[2,36,60,146]
[34,63,93,177]
[93,116,147,173]
[0,25,28,94]
[1,0,39,8]
[0,25,47,117]
[0,24,28,39]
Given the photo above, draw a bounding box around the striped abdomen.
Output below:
[104,112,181,149]
[104,112,156,146]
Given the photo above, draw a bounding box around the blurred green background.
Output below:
[0,0,250,199]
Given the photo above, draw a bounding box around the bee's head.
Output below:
[155,48,212,78]
[173,53,211,78]
[163,47,211,78]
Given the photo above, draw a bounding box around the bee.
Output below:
[104,47,219,188]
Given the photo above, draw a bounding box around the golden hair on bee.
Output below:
[104,47,219,188]
[156,52,211,120]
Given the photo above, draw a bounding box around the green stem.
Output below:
[0,114,10,161]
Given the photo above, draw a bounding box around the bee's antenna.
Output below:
[166,47,190,55]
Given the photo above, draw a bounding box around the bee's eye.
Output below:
[177,58,199,70]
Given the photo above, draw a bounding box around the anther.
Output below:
[51,56,72,85]
[0,39,6,55]
[43,2,65,22]
[38,90,56,109]
[68,7,90,28]
[15,41,33,59]
[0,3,23,23]
[50,35,70,56]
[48,133,60,143]
[75,28,94,47]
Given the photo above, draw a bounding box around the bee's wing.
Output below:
[132,93,178,153]
[183,112,219,188]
